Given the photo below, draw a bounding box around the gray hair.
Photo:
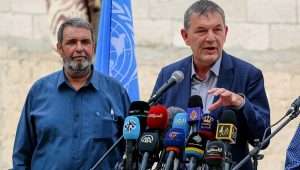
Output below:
[184,0,226,29]
[57,18,94,43]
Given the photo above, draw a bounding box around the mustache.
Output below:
[71,55,88,60]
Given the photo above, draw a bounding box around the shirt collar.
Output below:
[191,54,222,79]
[57,65,99,91]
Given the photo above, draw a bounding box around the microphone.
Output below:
[205,110,237,170]
[139,105,169,170]
[124,102,149,170]
[163,128,186,170]
[185,113,216,170]
[185,132,207,170]
[89,101,149,170]
[198,113,217,141]
[186,95,203,134]
[123,116,140,170]
[172,112,189,137]
[215,110,237,144]
[285,96,300,116]
[154,106,186,170]
[162,114,188,170]
[147,105,169,130]
[139,132,160,170]
[123,116,141,140]
[128,101,150,131]
[148,70,184,105]
[167,106,185,129]
[204,140,229,169]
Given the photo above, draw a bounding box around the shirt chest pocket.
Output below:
[84,111,117,139]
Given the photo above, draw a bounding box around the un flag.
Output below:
[95,0,140,101]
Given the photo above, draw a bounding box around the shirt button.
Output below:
[96,112,101,116]
[73,133,78,138]
[74,113,79,121]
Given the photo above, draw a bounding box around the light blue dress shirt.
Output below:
[190,56,221,113]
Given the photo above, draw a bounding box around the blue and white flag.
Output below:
[95,0,139,101]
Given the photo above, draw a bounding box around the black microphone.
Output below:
[128,101,150,131]
[285,96,300,116]
[204,140,229,170]
[187,95,203,134]
[139,132,160,170]
[215,110,237,144]
[205,110,237,170]
[148,70,184,105]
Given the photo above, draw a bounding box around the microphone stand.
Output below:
[252,139,264,170]
[90,136,124,170]
[232,110,300,170]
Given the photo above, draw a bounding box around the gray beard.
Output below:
[63,58,92,77]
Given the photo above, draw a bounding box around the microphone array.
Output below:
[93,70,300,170]
[120,95,238,170]
[93,71,242,170]
[118,70,238,170]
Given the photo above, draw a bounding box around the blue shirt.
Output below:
[285,124,300,170]
[12,68,130,170]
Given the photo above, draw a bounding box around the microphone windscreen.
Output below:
[185,133,206,159]
[167,106,185,128]
[128,101,150,130]
[129,101,150,115]
[291,96,300,109]
[216,110,237,144]
[220,110,237,125]
[171,70,184,83]
[188,95,203,108]
[123,116,141,140]
[204,140,226,166]
[199,113,217,140]
[147,105,169,130]
[187,95,203,124]
[163,128,186,152]
[172,112,189,136]
[138,132,160,153]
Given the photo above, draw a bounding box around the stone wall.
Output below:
[133,0,300,51]
[1,0,300,169]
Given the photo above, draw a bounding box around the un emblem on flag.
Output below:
[109,1,138,90]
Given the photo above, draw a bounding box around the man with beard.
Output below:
[152,0,270,169]
[12,18,130,169]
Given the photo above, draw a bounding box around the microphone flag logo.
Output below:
[124,119,137,132]
[190,110,198,121]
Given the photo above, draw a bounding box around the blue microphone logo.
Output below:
[172,112,189,136]
[164,128,186,147]
[187,107,203,122]
[123,116,140,140]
